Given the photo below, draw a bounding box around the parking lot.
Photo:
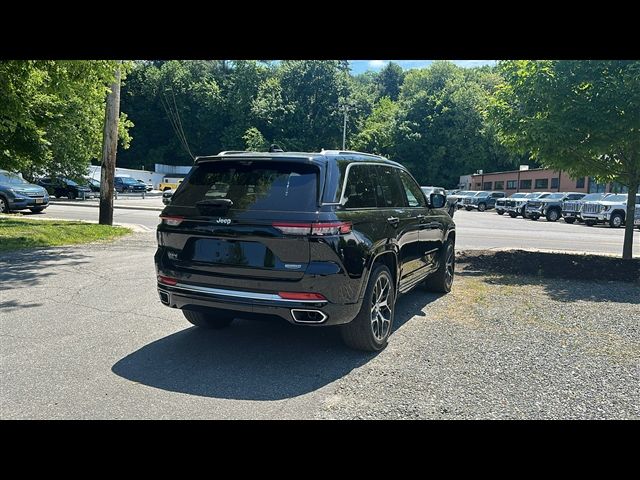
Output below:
[1,231,638,419]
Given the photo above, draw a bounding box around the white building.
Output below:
[87,163,191,190]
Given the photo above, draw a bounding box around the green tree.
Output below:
[489,60,640,259]
[351,97,398,155]
[375,62,404,101]
[253,60,349,150]
[393,61,516,187]
[0,60,131,180]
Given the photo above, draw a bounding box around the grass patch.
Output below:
[0,216,131,252]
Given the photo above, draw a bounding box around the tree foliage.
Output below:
[0,60,131,179]
[489,60,640,258]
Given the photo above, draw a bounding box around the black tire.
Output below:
[424,239,455,293]
[509,212,517,218]
[564,217,575,224]
[477,203,486,212]
[182,309,235,329]
[529,215,539,220]
[577,218,584,223]
[465,206,472,211]
[609,212,624,228]
[497,210,504,215]
[30,207,46,213]
[0,196,9,213]
[520,206,526,217]
[546,209,560,222]
[67,190,76,200]
[340,264,395,352]
[585,220,596,226]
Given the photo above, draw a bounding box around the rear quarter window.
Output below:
[170,160,320,212]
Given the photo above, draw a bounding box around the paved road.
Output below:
[30,204,640,256]
[2,233,637,419]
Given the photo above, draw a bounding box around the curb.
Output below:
[49,201,163,212]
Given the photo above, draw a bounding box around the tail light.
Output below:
[272,221,352,236]
[278,292,327,301]
[157,275,178,286]
[160,216,184,226]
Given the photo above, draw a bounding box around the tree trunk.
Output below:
[99,66,121,226]
[622,180,637,260]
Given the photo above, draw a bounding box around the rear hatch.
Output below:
[157,159,322,281]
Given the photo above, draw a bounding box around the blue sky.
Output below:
[349,60,496,75]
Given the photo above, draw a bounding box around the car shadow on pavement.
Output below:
[0,299,43,313]
[0,250,90,290]
[111,289,438,401]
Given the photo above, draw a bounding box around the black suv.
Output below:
[37,177,93,199]
[114,176,146,193]
[155,150,455,351]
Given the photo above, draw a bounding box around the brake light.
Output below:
[157,275,177,286]
[312,222,352,235]
[160,216,184,226]
[272,221,351,236]
[278,292,327,301]
[272,222,312,235]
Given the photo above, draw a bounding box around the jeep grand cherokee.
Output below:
[155,150,455,351]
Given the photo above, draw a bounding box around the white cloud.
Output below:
[368,60,389,68]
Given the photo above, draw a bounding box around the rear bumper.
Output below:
[157,281,361,326]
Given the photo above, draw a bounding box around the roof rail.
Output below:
[217,151,249,155]
[320,149,385,159]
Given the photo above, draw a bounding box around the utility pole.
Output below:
[99,64,121,225]
[342,104,348,150]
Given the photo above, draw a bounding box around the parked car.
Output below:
[38,177,93,200]
[462,191,506,212]
[156,150,455,352]
[635,203,640,230]
[137,179,153,192]
[580,193,640,228]
[496,192,527,215]
[0,169,50,213]
[114,176,146,193]
[421,186,456,217]
[449,191,475,209]
[86,178,101,193]
[505,192,552,218]
[158,179,183,191]
[525,192,586,221]
[562,193,612,224]
[162,189,173,205]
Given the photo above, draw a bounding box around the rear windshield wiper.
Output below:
[196,198,233,208]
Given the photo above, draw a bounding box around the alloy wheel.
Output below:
[444,246,455,289]
[370,275,392,342]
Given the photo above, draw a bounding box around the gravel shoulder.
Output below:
[319,271,640,419]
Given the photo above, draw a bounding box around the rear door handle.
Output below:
[387,216,400,227]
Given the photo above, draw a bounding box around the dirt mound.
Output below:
[457,250,640,283]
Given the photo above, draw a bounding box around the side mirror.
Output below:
[430,193,446,209]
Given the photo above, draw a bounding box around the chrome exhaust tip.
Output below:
[291,309,327,324]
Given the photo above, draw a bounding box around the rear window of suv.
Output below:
[170,160,319,212]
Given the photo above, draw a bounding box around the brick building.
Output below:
[462,167,622,194]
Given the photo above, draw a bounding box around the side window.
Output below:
[343,165,378,209]
[398,170,426,207]
[373,166,406,208]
